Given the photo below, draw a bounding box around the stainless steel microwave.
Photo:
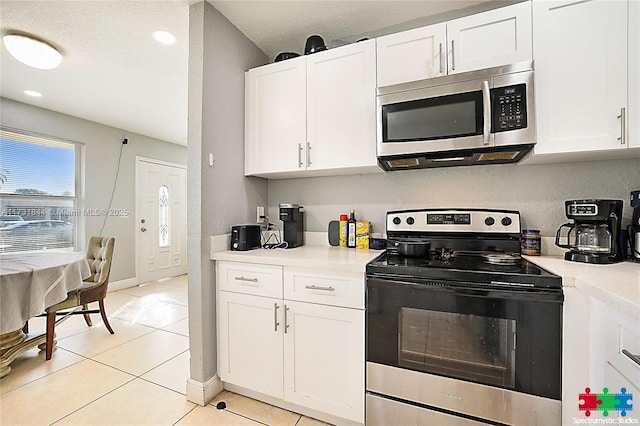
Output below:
[377,62,535,170]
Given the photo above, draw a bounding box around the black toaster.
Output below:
[230,224,262,251]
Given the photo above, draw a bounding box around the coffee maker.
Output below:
[279,204,304,248]
[555,199,623,264]
[630,190,640,260]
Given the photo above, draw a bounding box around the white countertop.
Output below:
[525,255,640,321]
[211,245,383,273]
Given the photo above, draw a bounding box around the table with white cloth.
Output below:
[0,251,90,377]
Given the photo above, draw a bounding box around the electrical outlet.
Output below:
[257,206,265,224]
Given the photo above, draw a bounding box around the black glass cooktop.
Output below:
[366,251,562,289]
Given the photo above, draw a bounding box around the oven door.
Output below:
[377,78,493,157]
[366,275,563,400]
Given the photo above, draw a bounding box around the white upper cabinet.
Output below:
[447,1,532,75]
[376,23,447,87]
[307,39,378,172]
[375,2,532,87]
[245,40,379,179]
[245,56,306,175]
[533,0,628,155]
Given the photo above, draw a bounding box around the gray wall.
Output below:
[0,97,187,281]
[268,158,640,236]
[187,1,267,385]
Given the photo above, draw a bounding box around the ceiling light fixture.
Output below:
[24,90,43,97]
[153,30,176,45]
[2,33,62,70]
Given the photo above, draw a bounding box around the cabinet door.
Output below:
[245,57,306,175]
[533,0,628,154]
[283,301,365,423]
[376,23,447,87]
[447,1,532,74]
[306,39,378,173]
[218,291,283,398]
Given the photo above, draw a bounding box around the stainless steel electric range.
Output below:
[366,209,563,426]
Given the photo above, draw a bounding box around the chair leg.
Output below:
[45,311,56,360]
[99,299,115,334]
[82,304,92,326]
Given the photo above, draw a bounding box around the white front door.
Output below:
[136,158,187,284]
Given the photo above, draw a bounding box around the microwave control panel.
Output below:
[492,84,527,132]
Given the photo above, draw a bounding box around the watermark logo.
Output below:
[579,387,634,417]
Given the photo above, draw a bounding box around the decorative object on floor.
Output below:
[44,236,116,360]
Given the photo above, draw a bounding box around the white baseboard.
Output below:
[186,375,224,406]
[107,277,138,292]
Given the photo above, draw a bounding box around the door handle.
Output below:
[234,276,258,283]
[306,142,312,167]
[451,40,455,71]
[482,80,491,145]
[140,227,147,232]
[284,305,290,334]
[305,285,335,291]
[617,107,626,145]
[298,143,304,168]
[274,303,280,332]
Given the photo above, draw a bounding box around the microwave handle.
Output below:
[482,80,491,145]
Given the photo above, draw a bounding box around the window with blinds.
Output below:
[0,127,83,253]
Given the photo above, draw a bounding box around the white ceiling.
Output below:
[0,0,501,147]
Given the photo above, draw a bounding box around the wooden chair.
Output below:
[44,236,115,360]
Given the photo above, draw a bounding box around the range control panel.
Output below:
[492,83,527,132]
[387,209,521,234]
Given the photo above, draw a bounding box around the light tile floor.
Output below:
[0,275,331,426]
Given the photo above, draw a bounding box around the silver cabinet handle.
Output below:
[618,107,626,145]
[298,143,304,168]
[274,303,280,332]
[438,43,444,74]
[284,305,290,334]
[622,349,640,367]
[140,227,147,232]
[482,80,491,145]
[234,276,258,283]
[451,40,455,71]
[305,285,335,292]
[306,142,312,167]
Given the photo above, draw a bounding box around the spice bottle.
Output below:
[521,229,541,255]
[347,209,357,248]
[339,214,348,247]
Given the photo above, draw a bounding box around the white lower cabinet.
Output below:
[284,300,364,421]
[217,261,365,424]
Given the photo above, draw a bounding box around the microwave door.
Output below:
[377,78,495,157]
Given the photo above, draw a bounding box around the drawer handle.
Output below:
[305,285,335,292]
[234,276,258,283]
[622,349,640,367]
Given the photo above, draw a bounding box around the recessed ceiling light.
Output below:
[24,90,43,97]
[153,31,176,45]
[2,33,62,70]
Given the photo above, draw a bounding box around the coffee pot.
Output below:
[555,199,623,264]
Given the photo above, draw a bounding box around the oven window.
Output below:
[382,91,483,142]
[399,308,515,388]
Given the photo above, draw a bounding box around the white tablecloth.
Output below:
[0,251,90,334]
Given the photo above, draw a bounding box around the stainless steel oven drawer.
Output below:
[366,393,488,425]
[367,362,561,426]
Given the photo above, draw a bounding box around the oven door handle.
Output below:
[367,277,564,302]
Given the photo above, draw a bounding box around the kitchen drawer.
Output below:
[217,261,283,298]
[284,267,364,309]
[606,311,640,389]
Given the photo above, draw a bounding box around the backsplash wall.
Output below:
[267,158,640,238]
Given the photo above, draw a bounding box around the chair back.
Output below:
[85,236,115,285]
